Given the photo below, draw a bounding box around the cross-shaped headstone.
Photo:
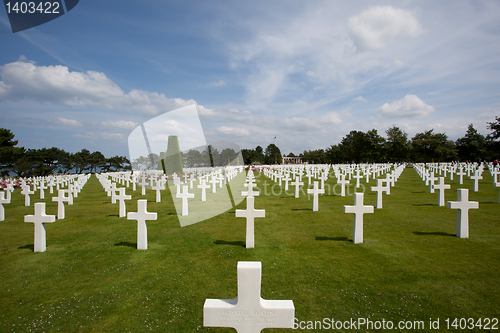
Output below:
[307,181,325,211]
[115,188,132,218]
[370,179,388,209]
[433,177,451,206]
[151,180,165,203]
[235,196,265,248]
[51,189,70,219]
[176,185,194,216]
[24,202,56,252]
[291,177,303,198]
[336,174,350,197]
[344,193,374,244]
[282,173,291,191]
[139,175,148,196]
[21,185,34,206]
[318,172,328,190]
[197,179,211,201]
[0,191,11,221]
[127,199,157,250]
[470,170,482,192]
[447,189,479,238]
[204,261,294,333]
[427,172,437,193]
[38,181,47,199]
[456,167,466,185]
[242,181,259,198]
[210,177,219,194]
[353,170,363,188]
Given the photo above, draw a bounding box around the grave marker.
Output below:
[0,191,10,221]
[307,181,324,211]
[24,202,56,252]
[235,196,265,249]
[176,185,194,216]
[127,200,157,250]
[344,193,374,244]
[203,261,294,333]
[447,189,479,238]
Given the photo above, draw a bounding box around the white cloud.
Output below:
[376,94,435,118]
[217,126,250,136]
[352,96,367,102]
[319,112,343,124]
[348,6,422,52]
[54,117,82,126]
[0,60,196,115]
[100,120,138,130]
[207,80,225,87]
[72,132,125,141]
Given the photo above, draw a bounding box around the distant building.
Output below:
[282,156,304,164]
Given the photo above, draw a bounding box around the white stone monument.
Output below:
[235,196,265,249]
[51,189,70,219]
[433,177,451,207]
[176,185,194,216]
[0,191,11,221]
[197,179,210,201]
[127,199,157,250]
[204,261,295,333]
[344,193,374,244]
[307,181,324,211]
[370,179,388,209]
[447,189,479,238]
[470,170,482,192]
[24,202,56,252]
[21,185,34,207]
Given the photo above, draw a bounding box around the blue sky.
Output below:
[0,0,499,159]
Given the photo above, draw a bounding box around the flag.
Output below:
[273,136,277,139]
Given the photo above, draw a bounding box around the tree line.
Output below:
[0,128,131,177]
[243,118,500,164]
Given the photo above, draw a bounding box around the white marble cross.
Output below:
[336,174,350,197]
[24,202,56,252]
[370,179,388,209]
[210,177,218,193]
[235,196,265,248]
[204,261,294,333]
[51,189,70,219]
[470,170,482,192]
[282,173,291,191]
[447,189,479,238]
[197,179,210,201]
[344,193,374,244]
[291,177,303,198]
[139,175,148,196]
[0,191,11,221]
[21,185,34,207]
[307,181,324,211]
[318,172,328,190]
[151,180,165,203]
[353,170,363,188]
[176,185,194,216]
[456,167,466,185]
[242,181,259,198]
[38,181,47,199]
[127,199,157,250]
[115,187,132,218]
[433,177,451,206]
[427,172,437,193]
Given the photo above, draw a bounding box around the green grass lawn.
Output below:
[1,166,499,332]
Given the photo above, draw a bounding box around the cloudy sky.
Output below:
[0,0,499,158]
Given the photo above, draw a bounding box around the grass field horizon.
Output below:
[1,165,499,332]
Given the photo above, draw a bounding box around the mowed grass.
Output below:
[0,166,499,332]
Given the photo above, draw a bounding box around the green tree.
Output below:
[411,130,456,162]
[385,126,409,162]
[365,129,386,163]
[339,130,368,163]
[0,128,24,176]
[455,124,486,162]
[89,151,106,173]
[264,144,281,164]
[72,149,92,173]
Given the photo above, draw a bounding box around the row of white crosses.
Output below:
[22,174,91,252]
[414,163,482,238]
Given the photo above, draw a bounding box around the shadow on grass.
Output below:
[412,203,434,206]
[114,241,137,248]
[214,240,245,247]
[108,214,119,217]
[413,231,455,237]
[291,208,310,211]
[412,191,427,193]
[316,236,349,241]
[18,244,34,251]
[480,201,498,204]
